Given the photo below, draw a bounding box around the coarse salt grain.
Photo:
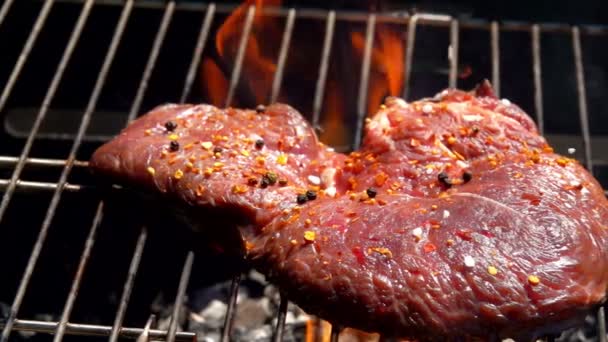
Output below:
[501,99,511,106]
[443,210,450,219]
[324,186,337,197]
[412,227,423,240]
[567,147,576,154]
[464,255,476,268]
[422,104,433,114]
[308,175,321,185]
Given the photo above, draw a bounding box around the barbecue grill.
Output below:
[0,0,607,341]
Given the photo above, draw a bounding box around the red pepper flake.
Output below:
[410,138,421,147]
[231,184,248,194]
[352,246,366,265]
[303,230,316,242]
[304,218,312,227]
[348,176,358,190]
[556,158,570,167]
[369,247,393,258]
[521,193,541,206]
[374,172,388,187]
[456,229,473,241]
[423,242,437,253]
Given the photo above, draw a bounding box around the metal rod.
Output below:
[224,5,256,107]
[53,202,104,342]
[269,8,296,104]
[0,179,92,193]
[0,0,93,227]
[221,273,242,342]
[572,26,593,171]
[490,21,500,97]
[179,3,216,103]
[402,14,419,100]
[311,10,336,130]
[0,155,89,169]
[41,1,608,35]
[166,251,194,342]
[0,0,55,113]
[449,19,459,88]
[0,319,195,341]
[271,293,289,342]
[531,24,544,135]
[353,14,376,150]
[329,325,340,342]
[0,2,134,341]
[108,227,148,342]
[126,1,175,122]
[0,0,15,29]
[598,305,607,342]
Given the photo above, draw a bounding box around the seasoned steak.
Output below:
[90,103,341,228]
[90,84,608,340]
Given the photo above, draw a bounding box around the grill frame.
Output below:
[0,1,606,341]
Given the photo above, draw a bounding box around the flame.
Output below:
[200,1,407,150]
[350,24,405,115]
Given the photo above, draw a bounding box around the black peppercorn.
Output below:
[213,146,223,154]
[256,105,266,114]
[263,172,278,186]
[306,190,317,201]
[255,139,265,149]
[248,177,258,186]
[164,121,177,131]
[462,171,473,183]
[297,194,308,204]
[169,140,180,152]
[438,171,452,187]
[366,187,377,198]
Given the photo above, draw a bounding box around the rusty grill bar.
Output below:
[0,1,607,341]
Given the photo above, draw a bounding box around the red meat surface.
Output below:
[90,84,608,340]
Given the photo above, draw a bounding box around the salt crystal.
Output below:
[422,104,433,114]
[500,98,511,106]
[568,147,576,154]
[443,210,450,219]
[308,175,321,185]
[324,186,337,197]
[464,255,476,268]
[412,227,423,240]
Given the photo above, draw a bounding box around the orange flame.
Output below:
[200,1,407,149]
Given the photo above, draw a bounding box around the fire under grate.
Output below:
[0,0,607,341]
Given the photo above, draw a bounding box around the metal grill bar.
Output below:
[402,14,418,100]
[0,319,195,341]
[329,326,340,342]
[598,306,607,342]
[490,21,500,97]
[311,10,336,130]
[0,155,89,168]
[572,26,593,171]
[353,14,376,150]
[220,273,242,342]
[0,0,91,226]
[0,1,134,340]
[531,25,544,135]
[0,0,15,29]
[269,8,296,104]
[0,0,54,112]
[225,5,256,107]
[271,293,289,342]
[126,1,176,122]
[0,179,93,192]
[180,3,216,103]
[166,251,194,342]
[53,202,104,342]
[109,228,148,342]
[449,19,459,88]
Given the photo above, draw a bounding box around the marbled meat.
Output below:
[90,83,608,340]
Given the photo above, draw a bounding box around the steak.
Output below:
[90,103,341,229]
[90,83,608,340]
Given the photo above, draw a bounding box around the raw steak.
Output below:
[90,84,608,340]
[90,103,341,228]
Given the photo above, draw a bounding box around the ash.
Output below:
[154,270,309,342]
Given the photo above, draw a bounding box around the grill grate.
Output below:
[0,1,607,341]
